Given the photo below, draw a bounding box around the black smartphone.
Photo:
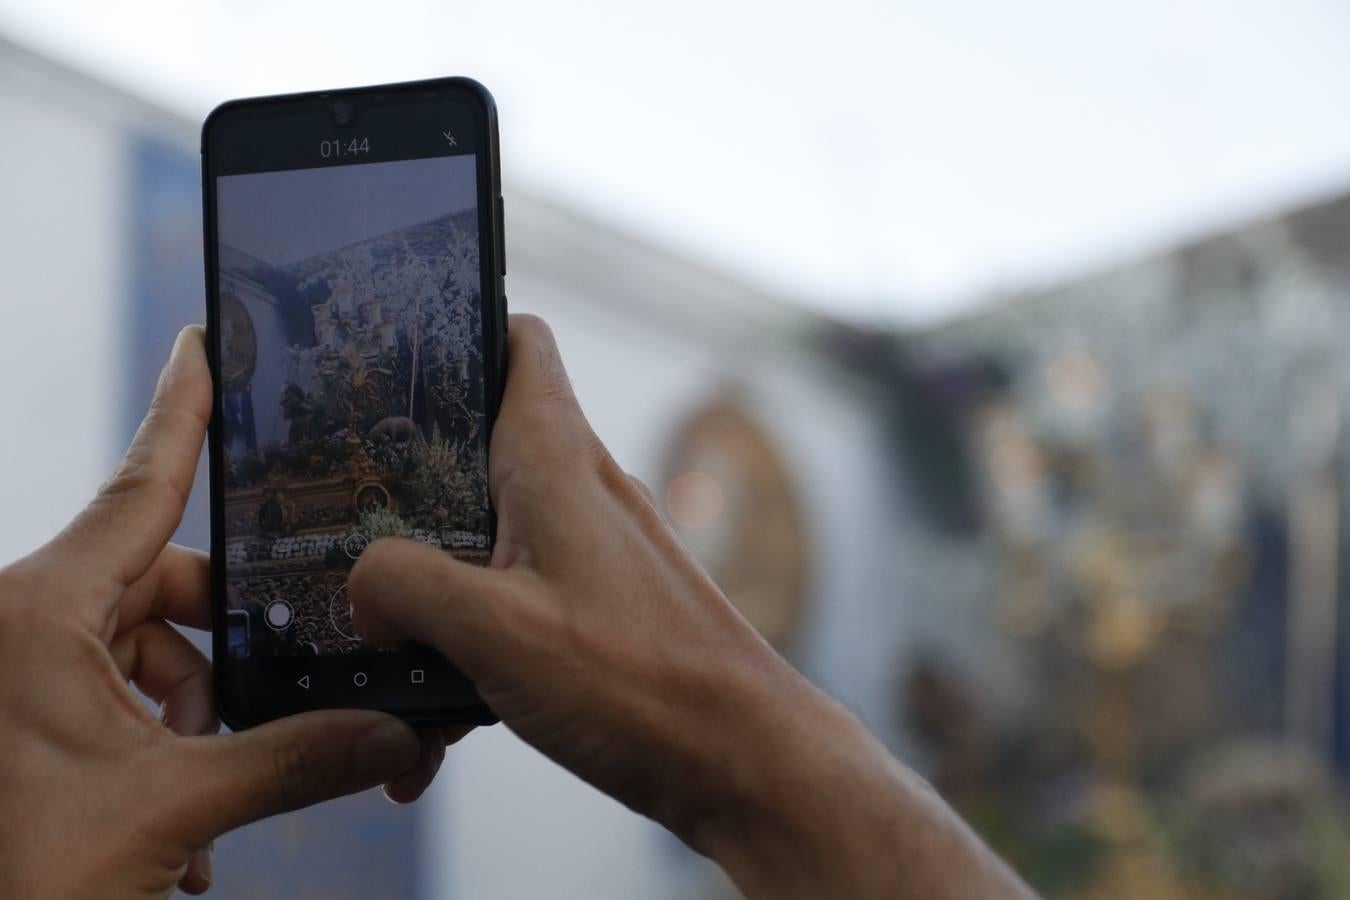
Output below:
[201,78,505,728]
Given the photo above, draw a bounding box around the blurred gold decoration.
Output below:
[973,401,1049,544]
[662,401,807,650]
[936,369,1288,897]
[896,190,1350,898]
[1046,348,1104,415]
[1000,550,1051,637]
[1089,781,1149,844]
[1086,594,1157,672]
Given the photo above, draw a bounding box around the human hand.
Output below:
[350,315,1036,898]
[0,327,433,899]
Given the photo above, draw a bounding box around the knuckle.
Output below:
[507,589,556,639]
[0,562,28,603]
[453,573,531,636]
[270,734,321,811]
[479,584,550,657]
[623,473,663,519]
[0,561,51,627]
[491,458,546,516]
[103,455,186,510]
[627,473,656,503]
[532,348,574,406]
[0,578,23,634]
[509,406,605,479]
[74,498,119,539]
[592,444,628,488]
[583,428,614,467]
[509,315,572,400]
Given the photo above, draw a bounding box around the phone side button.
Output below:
[497,196,506,275]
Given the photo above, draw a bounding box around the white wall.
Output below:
[0,53,126,563]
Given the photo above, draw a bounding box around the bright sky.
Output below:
[3,0,1350,324]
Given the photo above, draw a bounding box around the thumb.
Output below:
[348,537,521,678]
[170,710,420,848]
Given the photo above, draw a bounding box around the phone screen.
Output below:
[204,82,502,724]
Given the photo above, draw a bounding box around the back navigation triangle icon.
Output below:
[297,675,311,690]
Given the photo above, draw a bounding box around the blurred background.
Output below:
[4,1,1350,896]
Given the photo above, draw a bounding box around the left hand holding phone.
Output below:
[0,326,439,899]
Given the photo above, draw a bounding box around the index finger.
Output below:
[493,315,599,479]
[49,326,211,596]
[503,314,579,410]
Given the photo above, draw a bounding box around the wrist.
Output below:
[686,677,903,897]
[683,669,1033,900]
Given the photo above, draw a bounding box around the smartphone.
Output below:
[202,78,505,728]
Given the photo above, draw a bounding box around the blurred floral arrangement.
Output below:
[904,344,1350,899]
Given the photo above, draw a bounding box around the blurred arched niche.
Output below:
[661,399,808,652]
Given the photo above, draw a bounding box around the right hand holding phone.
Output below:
[348,315,922,897]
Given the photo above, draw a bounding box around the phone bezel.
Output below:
[201,77,505,729]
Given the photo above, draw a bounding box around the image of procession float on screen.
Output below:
[216,156,489,656]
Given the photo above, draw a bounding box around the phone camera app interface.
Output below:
[216,154,488,658]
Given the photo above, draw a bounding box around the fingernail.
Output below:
[194,845,213,887]
[155,328,190,393]
[382,782,416,806]
[355,720,420,779]
[173,324,201,353]
[166,327,190,368]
